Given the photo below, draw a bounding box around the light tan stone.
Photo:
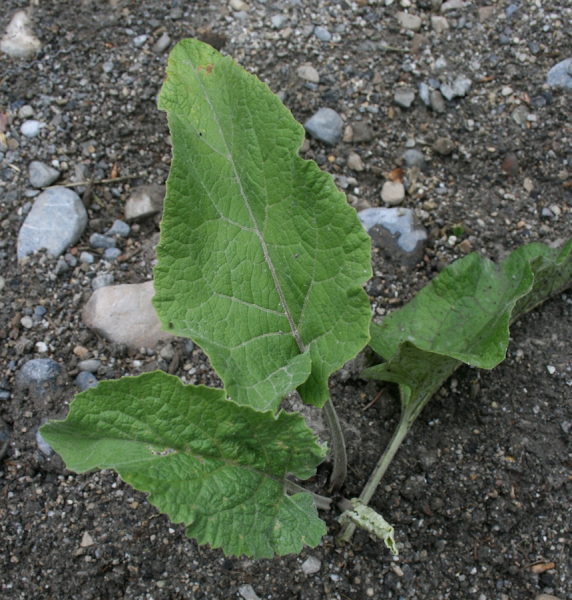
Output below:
[82,281,174,349]
[296,65,320,83]
[124,185,165,221]
[1,11,41,59]
[381,181,405,206]
[347,152,365,172]
[396,11,422,32]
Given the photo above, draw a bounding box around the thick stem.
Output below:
[337,408,411,544]
[323,397,347,491]
[284,480,332,511]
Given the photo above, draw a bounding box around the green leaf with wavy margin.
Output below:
[39,371,327,559]
[363,239,572,418]
[153,39,372,412]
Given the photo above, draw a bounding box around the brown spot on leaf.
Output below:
[206,63,214,75]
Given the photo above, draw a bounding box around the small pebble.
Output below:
[304,108,344,146]
[89,233,116,249]
[434,137,455,155]
[80,251,95,264]
[18,105,34,119]
[75,371,98,392]
[381,181,405,206]
[36,428,54,457]
[394,87,415,108]
[301,556,321,575]
[20,120,41,138]
[92,273,115,290]
[133,34,148,48]
[103,247,122,261]
[403,149,425,169]
[314,26,331,41]
[77,359,102,373]
[239,585,261,600]
[153,32,171,53]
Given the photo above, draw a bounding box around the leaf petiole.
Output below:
[323,397,347,491]
[284,480,333,511]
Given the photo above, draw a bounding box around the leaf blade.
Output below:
[40,371,327,559]
[153,39,372,411]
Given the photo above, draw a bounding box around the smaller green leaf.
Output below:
[338,499,397,555]
[40,371,327,559]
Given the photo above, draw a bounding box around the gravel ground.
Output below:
[1,0,571,599]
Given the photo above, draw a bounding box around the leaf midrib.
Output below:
[187,47,306,355]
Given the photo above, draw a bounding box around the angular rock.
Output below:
[452,75,472,97]
[239,585,261,600]
[17,188,88,259]
[440,83,456,101]
[394,88,416,108]
[347,152,365,171]
[92,273,115,291]
[381,181,406,206]
[124,185,166,221]
[546,58,572,91]
[301,556,321,575]
[106,219,130,237]
[16,358,63,401]
[429,90,446,113]
[431,16,449,33]
[0,11,41,58]
[351,121,374,143]
[29,161,60,188]
[297,65,320,83]
[396,12,422,32]
[304,108,344,146]
[434,137,455,155]
[359,207,428,267]
[82,281,174,350]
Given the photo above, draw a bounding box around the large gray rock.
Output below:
[16,358,63,401]
[0,11,41,58]
[304,108,344,146]
[29,161,60,188]
[547,58,572,91]
[17,188,88,259]
[124,185,166,221]
[359,207,428,267]
[82,281,174,350]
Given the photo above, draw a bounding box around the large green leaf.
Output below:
[364,239,572,417]
[39,371,327,559]
[153,39,372,411]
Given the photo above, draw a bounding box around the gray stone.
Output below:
[80,251,94,264]
[55,256,69,275]
[18,105,34,119]
[89,233,116,249]
[381,181,406,206]
[107,219,130,237]
[297,65,319,83]
[441,0,465,11]
[271,14,287,29]
[83,281,174,350]
[351,121,373,143]
[153,32,171,53]
[78,359,102,373]
[440,83,456,101]
[36,429,54,457]
[124,185,166,221]
[301,556,321,575]
[314,26,331,41]
[434,137,455,155]
[0,11,41,58]
[92,273,115,290]
[359,207,428,267]
[102,61,114,73]
[169,6,183,19]
[76,371,98,392]
[21,120,41,138]
[16,358,63,400]
[304,108,344,146]
[512,105,529,126]
[239,585,261,600]
[133,34,148,48]
[396,12,422,31]
[431,15,449,33]
[418,82,431,106]
[0,418,9,461]
[394,88,416,108]
[17,188,88,259]
[546,58,572,91]
[29,161,60,188]
[452,74,472,97]
[430,90,446,113]
[103,247,122,261]
[403,149,426,169]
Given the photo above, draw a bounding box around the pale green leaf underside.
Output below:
[364,239,572,406]
[39,371,327,559]
[339,499,397,555]
[153,39,372,411]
